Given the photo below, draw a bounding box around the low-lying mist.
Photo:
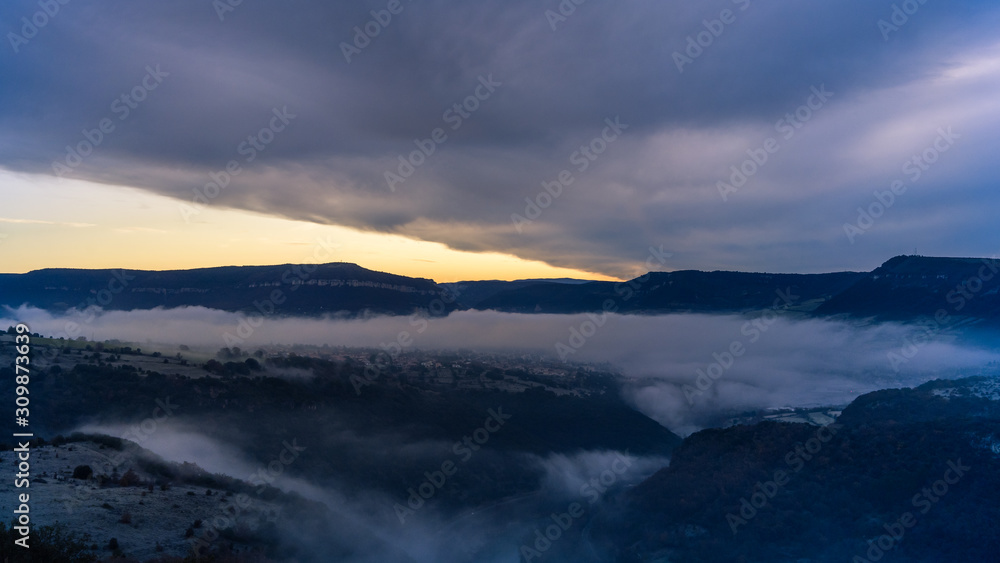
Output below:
[8,304,999,561]
[5,305,998,435]
[73,420,664,563]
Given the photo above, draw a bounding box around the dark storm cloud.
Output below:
[2,0,1000,276]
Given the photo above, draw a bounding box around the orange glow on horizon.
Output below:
[0,171,621,283]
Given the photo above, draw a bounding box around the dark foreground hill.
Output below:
[0,435,334,562]
[581,376,1000,563]
[0,340,681,561]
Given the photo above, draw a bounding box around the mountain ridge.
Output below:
[2,255,999,324]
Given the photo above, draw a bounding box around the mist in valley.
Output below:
[6,305,998,435]
[5,305,999,561]
[73,419,665,562]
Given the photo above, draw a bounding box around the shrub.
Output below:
[119,469,141,487]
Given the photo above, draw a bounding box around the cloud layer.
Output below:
[6,305,998,434]
[3,0,1000,276]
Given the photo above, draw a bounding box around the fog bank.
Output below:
[7,305,998,435]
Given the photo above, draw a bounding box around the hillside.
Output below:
[580,376,1000,563]
[456,255,1000,325]
[815,255,1000,322]
[471,271,865,314]
[0,435,336,562]
[0,263,453,317]
[3,256,1000,325]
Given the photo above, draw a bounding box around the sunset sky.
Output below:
[2,0,1000,282]
[0,170,617,281]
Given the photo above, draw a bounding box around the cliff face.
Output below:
[815,255,1000,322]
[5,255,1000,324]
[459,255,1000,324]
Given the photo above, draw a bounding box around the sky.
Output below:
[2,0,1000,281]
